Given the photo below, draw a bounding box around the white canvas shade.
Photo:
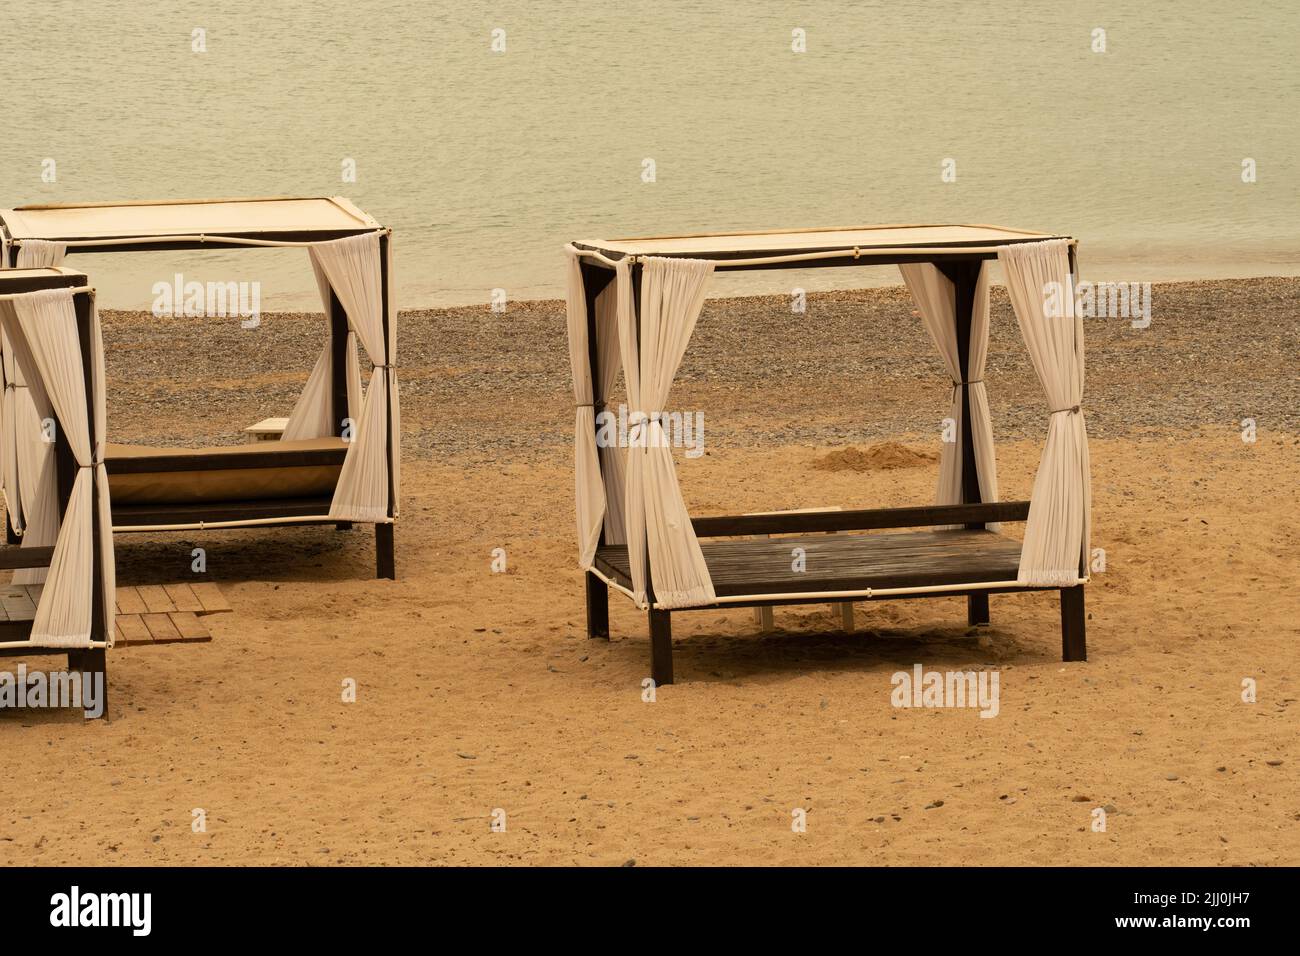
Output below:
[574,223,1070,263]
[0,197,378,244]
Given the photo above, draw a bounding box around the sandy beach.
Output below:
[1,277,1296,866]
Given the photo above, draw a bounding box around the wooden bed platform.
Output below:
[596,528,1023,598]
[584,500,1086,685]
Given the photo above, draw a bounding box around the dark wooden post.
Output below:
[374,233,396,580]
[941,259,990,627]
[328,289,350,438]
[329,288,354,533]
[581,261,615,640]
[649,608,673,686]
[628,262,673,684]
[1061,242,1087,662]
[1061,585,1086,661]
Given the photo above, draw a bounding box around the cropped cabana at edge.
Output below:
[0,197,400,578]
[564,224,1092,685]
[0,267,112,715]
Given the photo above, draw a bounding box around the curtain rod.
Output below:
[114,514,395,533]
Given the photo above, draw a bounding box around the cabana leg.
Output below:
[1060,586,1086,662]
[967,592,990,627]
[376,523,396,579]
[585,572,609,640]
[649,609,673,686]
[4,512,17,545]
[67,647,107,719]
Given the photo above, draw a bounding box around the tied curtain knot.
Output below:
[1049,405,1082,415]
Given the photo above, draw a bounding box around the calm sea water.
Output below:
[3,0,1297,310]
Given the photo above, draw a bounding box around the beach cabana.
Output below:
[0,268,114,712]
[0,197,399,578]
[565,225,1090,684]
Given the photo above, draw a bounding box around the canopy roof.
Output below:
[573,223,1072,267]
[0,197,382,250]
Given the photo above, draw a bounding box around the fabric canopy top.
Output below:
[573,223,1072,261]
[0,197,380,244]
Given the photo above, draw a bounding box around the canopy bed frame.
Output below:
[0,197,399,579]
[0,268,114,716]
[564,225,1091,685]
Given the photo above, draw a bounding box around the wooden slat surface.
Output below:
[168,611,211,642]
[142,612,182,641]
[163,583,205,612]
[597,529,1023,598]
[189,582,232,613]
[114,614,153,645]
[0,586,38,622]
[115,587,148,615]
[137,585,176,613]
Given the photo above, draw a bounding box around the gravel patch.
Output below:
[100,277,1300,463]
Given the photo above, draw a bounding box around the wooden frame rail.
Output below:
[106,446,347,475]
[0,546,55,570]
[691,500,1030,538]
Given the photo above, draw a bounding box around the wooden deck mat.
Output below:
[112,582,231,646]
[596,529,1023,598]
[0,581,229,646]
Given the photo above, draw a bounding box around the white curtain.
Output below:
[899,263,1000,527]
[282,255,363,441]
[1,241,66,537]
[309,233,397,523]
[10,336,58,585]
[1,316,25,532]
[15,240,67,269]
[0,302,59,582]
[564,250,606,567]
[998,239,1090,586]
[564,250,627,568]
[10,289,114,647]
[616,256,716,609]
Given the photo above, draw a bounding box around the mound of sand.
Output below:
[813,442,938,472]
